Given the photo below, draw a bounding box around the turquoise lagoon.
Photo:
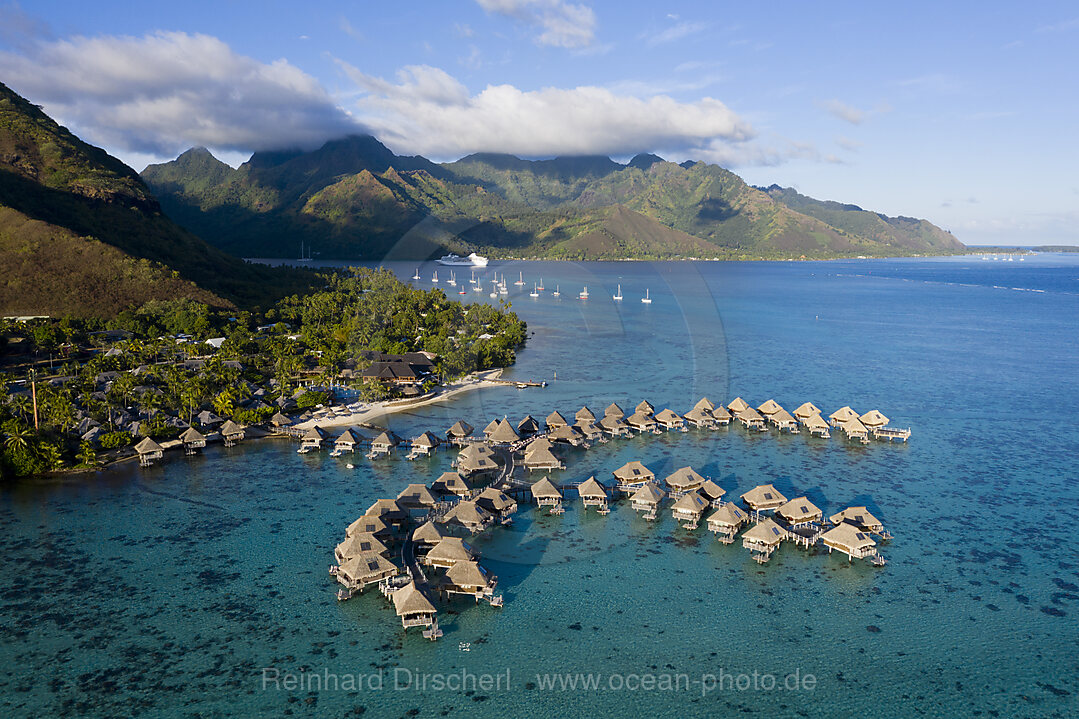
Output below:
[2,256,1078,718]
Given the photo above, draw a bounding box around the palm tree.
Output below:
[3,423,34,454]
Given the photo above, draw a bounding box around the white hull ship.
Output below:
[436,252,489,267]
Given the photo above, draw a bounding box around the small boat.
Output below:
[412,267,421,280]
[515,271,525,286]
[473,284,483,292]
[537,278,545,291]
[346,463,354,469]
[458,289,467,295]
[613,284,623,301]
[447,271,456,286]
[470,270,477,284]
[529,283,539,297]
[431,271,439,283]
[641,289,652,304]
[579,286,589,299]
[553,285,560,297]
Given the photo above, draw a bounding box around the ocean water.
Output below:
[2,256,1078,718]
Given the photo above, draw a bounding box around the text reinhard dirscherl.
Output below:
[259,668,817,696]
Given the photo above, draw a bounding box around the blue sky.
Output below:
[2,0,1077,245]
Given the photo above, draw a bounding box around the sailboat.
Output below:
[514,271,525,286]
[537,278,545,291]
[553,285,560,297]
[297,241,312,262]
[447,271,457,286]
[529,283,539,298]
[412,267,421,280]
[613,284,623,301]
[431,271,438,283]
[579,286,589,299]
[470,270,477,284]
[641,289,652,304]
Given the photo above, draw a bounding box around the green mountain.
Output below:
[0,82,313,317]
[142,134,964,261]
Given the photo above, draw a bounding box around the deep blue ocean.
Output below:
[2,255,1077,718]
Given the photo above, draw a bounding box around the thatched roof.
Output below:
[517,415,540,434]
[302,426,327,441]
[483,419,501,436]
[476,487,516,512]
[803,413,830,430]
[635,399,655,415]
[392,582,436,616]
[841,418,869,436]
[683,407,711,424]
[710,405,732,421]
[654,408,684,425]
[522,445,561,468]
[707,503,748,528]
[575,406,596,422]
[727,397,749,413]
[441,500,493,528]
[770,409,797,425]
[548,424,583,443]
[135,437,163,454]
[270,412,292,427]
[625,410,656,428]
[757,399,784,416]
[829,506,884,531]
[740,483,788,509]
[698,480,726,502]
[630,482,666,505]
[447,420,474,438]
[432,471,470,495]
[219,419,244,437]
[397,483,437,508]
[523,437,554,455]
[736,407,765,423]
[179,427,205,443]
[792,402,821,419]
[859,409,890,428]
[339,552,397,584]
[336,428,362,445]
[604,402,624,418]
[599,415,628,431]
[425,537,475,564]
[821,523,876,554]
[335,532,388,559]
[445,560,489,588]
[829,406,859,423]
[530,476,563,500]
[742,518,788,546]
[613,460,654,482]
[545,411,568,428]
[346,514,389,537]
[365,498,404,518]
[693,397,716,411]
[577,476,607,499]
[460,443,496,460]
[664,466,707,491]
[457,450,499,474]
[412,431,441,448]
[487,418,520,444]
[777,496,823,523]
[371,430,400,447]
[671,491,708,515]
[412,520,446,545]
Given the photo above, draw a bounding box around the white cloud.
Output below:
[647,21,707,47]
[475,0,596,48]
[0,31,357,156]
[835,135,863,152]
[338,62,755,160]
[818,98,865,124]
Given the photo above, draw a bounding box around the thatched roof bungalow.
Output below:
[522,444,564,471]
[684,406,714,428]
[577,477,609,509]
[829,507,885,534]
[574,420,602,440]
[548,424,585,447]
[820,522,878,560]
[335,428,362,452]
[736,407,767,430]
[423,537,476,568]
[742,518,789,556]
[654,408,685,429]
[432,471,471,497]
[604,402,625,419]
[392,581,437,629]
[337,552,398,590]
[411,520,446,547]
[365,498,406,524]
[440,500,494,533]
[346,514,391,538]
[447,420,474,440]
[530,476,563,508]
[411,431,442,452]
[599,414,631,436]
[757,399,784,417]
[575,406,596,422]
[664,466,707,494]
[476,487,517,519]
[776,497,823,526]
[371,431,401,451]
[671,491,709,525]
[859,410,890,429]
[612,460,655,492]
[482,419,501,438]
[517,415,540,436]
[726,397,750,414]
[487,419,520,445]
[840,418,870,443]
[180,427,206,454]
[397,484,437,510]
[456,444,499,476]
[802,413,831,438]
[635,399,655,416]
[625,410,657,432]
[442,560,496,599]
[301,425,327,450]
[135,437,164,466]
[693,397,716,412]
[740,484,788,512]
[545,411,569,430]
[698,480,727,507]
[829,406,859,426]
[792,402,821,421]
[769,408,799,432]
[219,419,245,445]
[706,503,748,540]
[710,405,732,425]
[629,482,666,514]
[335,532,389,562]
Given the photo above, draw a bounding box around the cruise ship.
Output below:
[436,252,489,267]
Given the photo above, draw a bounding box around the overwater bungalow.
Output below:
[577,477,609,511]
[411,520,446,548]
[604,402,625,419]
[776,497,823,527]
[757,399,784,417]
[599,414,631,437]
[792,402,821,422]
[440,501,495,533]
[517,415,540,437]
[670,491,709,528]
[446,420,474,441]
[684,406,715,429]
[220,419,245,447]
[575,406,596,423]
[768,409,799,433]
[300,426,327,452]
[335,532,390,562]
[455,444,500,476]
[740,484,788,513]
[475,487,517,521]
[664,466,707,495]
[625,410,657,432]
[522,443,564,471]
[432,471,471,498]
[612,460,655,492]
[706,503,749,543]
[396,484,438,511]
[135,437,164,466]
[545,411,569,430]
[802,413,831,438]
[574,420,603,441]
[408,431,442,458]
[698,480,727,507]
[391,581,438,632]
[179,427,206,455]
[482,419,501,438]
[365,498,407,525]
[709,405,733,425]
[654,408,685,430]
[742,518,789,563]
[523,436,554,454]
[829,506,886,535]
[629,482,666,519]
[726,397,750,415]
[346,514,391,539]
[530,476,564,513]
[548,424,585,447]
[859,409,889,430]
[828,406,859,426]
[337,552,398,591]
[369,430,402,458]
[735,407,767,430]
[423,537,476,568]
[693,397,716,412]
[635,400,655,416]
[487,419,520,445]
[441,561,498,603]
[840,418,870,444]
[334,428,362,454]
[820,523,879,562]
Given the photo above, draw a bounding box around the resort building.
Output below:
[776,497,823,527]
[840,418,870,444]
[300,426,327,451]
[768,409,799,433]
[432,471,471,498]
[335,533,389,563]
[710,405,733,425]
[441,561,498,602]
[828,406,859,426]
[548,424,585,447]
[742,518,789,563]
[792,402,821,422]
[575,406,596,423]
[365,499,407,525]
[604,402,625,419]
[670,491,709,527]
[522,443,565,471]
[577,477,609,511]
[482,419,501,438]
[517,415,540,437]
[446,420,474,441]
[740,484,788,513]
[635,400,655,416]
[545,411,569,430]
[423,537,476,569]
[757,399,784,418]
[684,406,715,429]
[706,503,748,543]
[735,407,767,430]
[693,397,716,412]
[440,501,495,533]
[629,482,667,519]
[698,480,727,507]
[664,466,708,495]
[135,437,164,466]
[612,460,655,492]
[625,410,657,432]
[337,553,398,591]
[830,507,886,534]
[396,484,438,512]
[475,487,518,521]
[391,581,438,632]
[219,419,245,446]
[530,477,564,513]
[859,410,890,430]
[346,515,391,539]
[179,427,206,455]
[726,397,750,415]
[486,419,520,445]
[802,413,831,438]
[408,431,442,458]
[455,444,500,477]
[334,428,362,454]
[654,408,685,430]
[269,412,292,429]
[411,520,446,548]
[820,523,879,562]
[599,414,631,436]
[574,420,603,441]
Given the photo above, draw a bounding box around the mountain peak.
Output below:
[628,153,665,170]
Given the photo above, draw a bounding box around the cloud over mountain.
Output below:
[0,31,357,155]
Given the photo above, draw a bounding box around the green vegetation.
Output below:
[143,138,965,261]
[0,267,526,479]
